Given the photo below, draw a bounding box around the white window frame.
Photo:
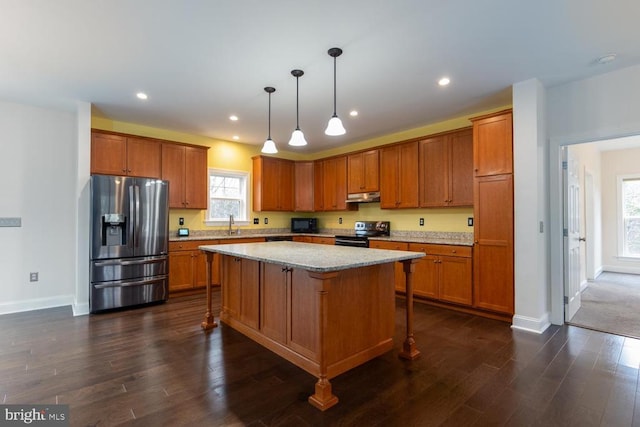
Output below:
[205,168,250,226]
[616,173,640,259]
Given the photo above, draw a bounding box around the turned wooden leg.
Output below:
[399,259,420,360]
[308,376,339,411]
[201,251,218,331]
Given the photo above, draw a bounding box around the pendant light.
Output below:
[325,47,346,136]
[288,69,308,147]
[261,87,278,154]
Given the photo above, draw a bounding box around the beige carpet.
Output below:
[568,272,640,339]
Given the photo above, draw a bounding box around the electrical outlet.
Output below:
[253,218,259,225]
[339,217,342,224]
[179,217,184,226]
[264,218,269,225]
[30,272,38,282]
[467,217,474,227]
[419,218,424,226]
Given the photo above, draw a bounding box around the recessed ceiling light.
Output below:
[596,53,617,65]
[229,115,239,121]
[136,92,148,100]
[232,135,239,140]
[349,110,358,117]
[438,77,450,86]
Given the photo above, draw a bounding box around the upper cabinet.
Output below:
[379,141,419,209]
[253,156,294,211]
[419,128,473,207]
[161,143,209,209]
[91,130,209,210]
[294,161,314,212]
[315,156,355,212]
[472,111,513,176]
[91,131,161,178]
[347,149,379,193]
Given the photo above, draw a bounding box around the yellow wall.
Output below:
[92,105,509,234]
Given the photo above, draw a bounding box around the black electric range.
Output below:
[334,221,390,248]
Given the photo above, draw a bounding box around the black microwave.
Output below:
[291,218,318,233]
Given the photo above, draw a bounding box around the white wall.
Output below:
[0,101,78,314]
[512,78,550,333]
[546,63,640,324]
[601,147,640,274]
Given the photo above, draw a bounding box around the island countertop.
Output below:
[199,241,425,272]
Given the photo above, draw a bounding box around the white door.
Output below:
[563,147,582,320]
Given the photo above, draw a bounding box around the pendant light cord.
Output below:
[268,91,272,139]
[332,56,337,116]
[296,76,300,129]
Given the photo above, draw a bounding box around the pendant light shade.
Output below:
[325,47,346,136]
[261,87,278,154]
[288,69,308,147]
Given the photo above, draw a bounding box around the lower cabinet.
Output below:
[169,237,265,292]
[368,240,409,291]
[222,255,260,329]
[408,243,472,306]
[292,235,336,245]
[168,240,217,292]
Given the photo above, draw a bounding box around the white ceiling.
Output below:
[2,0,640,153]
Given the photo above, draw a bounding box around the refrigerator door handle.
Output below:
[93,257,166,267]
[133,184,141,248]
[93,276,166,289]
[128,184,136,249]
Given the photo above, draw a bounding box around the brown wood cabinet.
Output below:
[294,161,314,211]
[408,243,472,306]
[168,237,265,293]
[347,149,379,193]
[471,109,514,316]
[260,262,290,344]
[91,131,162,178]
[419,128,473,207]
[473,110,513,177]
[162,143,209,209]
[253,156,294,211]
[473,174,514,314]
[222,255,260,329]
[379,141,419,209]
[168,240,217,292]
[315,156,355,212]
[292,235,335,245]
[368,240,409,291]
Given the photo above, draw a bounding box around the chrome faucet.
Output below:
[228,214,235,235]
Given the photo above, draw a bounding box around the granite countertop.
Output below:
[170,230,473,246]
[199,241,425,273]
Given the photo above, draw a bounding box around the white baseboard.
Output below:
[0,295,74,316]
[602,265,640,275]
[72,301,90,316]
[580,279,589,292]
[511,312,551,334]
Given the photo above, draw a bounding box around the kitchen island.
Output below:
[199,241,424,410]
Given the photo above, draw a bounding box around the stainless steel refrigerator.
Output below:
[90,175,169,313]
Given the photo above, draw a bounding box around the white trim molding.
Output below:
[0,295,75,316]
[511,312,551,334]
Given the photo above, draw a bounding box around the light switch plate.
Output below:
[0,217,21,227]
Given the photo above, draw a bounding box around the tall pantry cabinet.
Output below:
[470,110,514,316]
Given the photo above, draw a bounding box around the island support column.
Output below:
[399,258,420,360]
[201,251,218,331]
[307,270,340,411]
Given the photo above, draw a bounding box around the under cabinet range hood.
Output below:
[345,191,381,203]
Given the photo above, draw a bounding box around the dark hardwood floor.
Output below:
[2,291,640,426]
